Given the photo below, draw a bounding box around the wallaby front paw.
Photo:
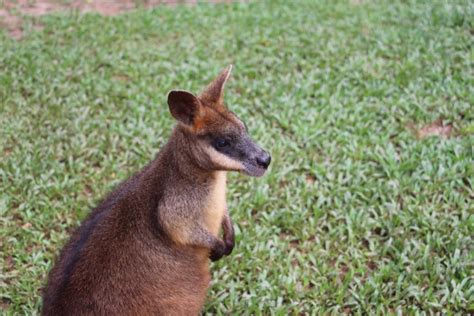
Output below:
[223,235,234,256]
[209,240,226,262]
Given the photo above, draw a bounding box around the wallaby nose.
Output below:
[256,152,271,169]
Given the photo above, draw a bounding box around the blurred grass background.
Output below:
[0,0,473,314]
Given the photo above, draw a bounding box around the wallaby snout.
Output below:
[233,135,271,177]
[256,151,271,169]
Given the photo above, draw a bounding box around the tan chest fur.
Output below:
[203,171,227,236]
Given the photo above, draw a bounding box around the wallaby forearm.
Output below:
[221,211,234,256]
[160,207,234,261]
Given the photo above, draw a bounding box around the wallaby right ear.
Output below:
[167,90,201,126]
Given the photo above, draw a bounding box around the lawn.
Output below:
[1,0,473,314]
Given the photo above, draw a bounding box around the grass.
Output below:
[1,0,473,314]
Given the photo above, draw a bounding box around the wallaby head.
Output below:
[167,65,271,176]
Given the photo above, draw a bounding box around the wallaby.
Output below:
[42,65,271,315]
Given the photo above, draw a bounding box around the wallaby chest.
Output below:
[203,171,227,236]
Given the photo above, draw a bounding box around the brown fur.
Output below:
[42,66,269,315]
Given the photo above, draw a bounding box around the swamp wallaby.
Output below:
[42,65,271,315]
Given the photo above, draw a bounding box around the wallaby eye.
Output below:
[214,137,230,149]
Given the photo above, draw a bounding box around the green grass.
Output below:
[1,0,473,314]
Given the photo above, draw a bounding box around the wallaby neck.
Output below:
[144,126,228,239]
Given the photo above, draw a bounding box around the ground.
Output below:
[1,0,473,314]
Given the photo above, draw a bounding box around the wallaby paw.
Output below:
[209,241,226,262]
[223,236,234,256]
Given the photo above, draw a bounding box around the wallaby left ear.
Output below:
[167,90,201,126]
[200,64,233,104]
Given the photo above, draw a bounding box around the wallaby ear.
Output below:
[200,64,233,104]
[167,90,201,126]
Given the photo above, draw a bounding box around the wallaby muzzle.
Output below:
[238,135,271,177]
